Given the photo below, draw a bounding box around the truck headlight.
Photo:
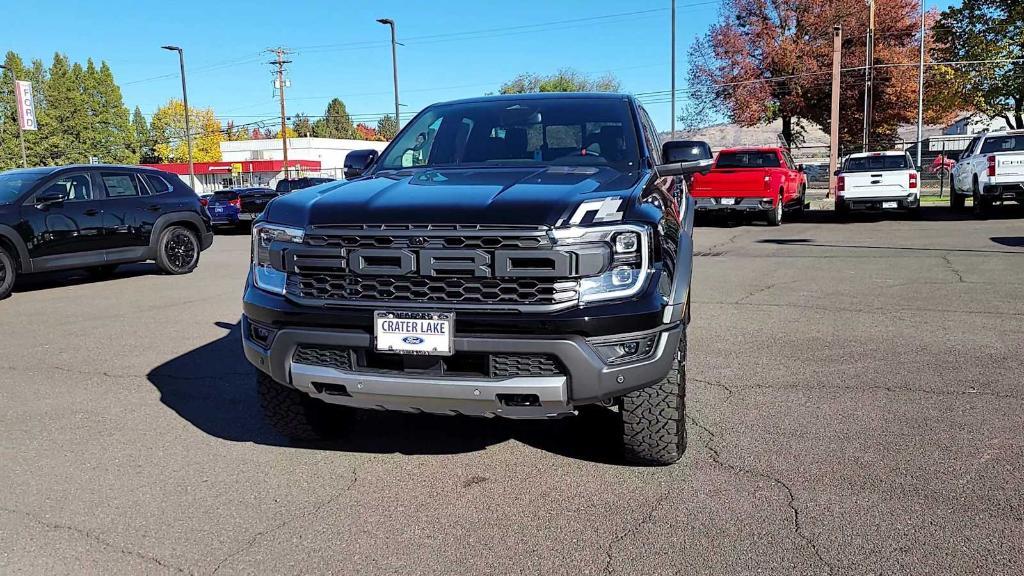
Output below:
[554,224,650,303]
[251,223,304,294]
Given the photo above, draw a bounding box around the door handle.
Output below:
[146,205,162,212]
[84,208,101,216]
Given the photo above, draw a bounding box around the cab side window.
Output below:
[31,173,93,203]
[144,174,171,194]
[637,107,662,164]
[101,173,142,198]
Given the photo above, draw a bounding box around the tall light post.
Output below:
[161,45,195,190]
[377,18,401,129]
[670,0,676,140]
[862,0,876,152]
[0,64,28,167]
[915,0,927,170]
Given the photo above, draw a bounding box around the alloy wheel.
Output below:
[165,231,198,272]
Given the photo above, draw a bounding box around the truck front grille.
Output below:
[283,226,582,309]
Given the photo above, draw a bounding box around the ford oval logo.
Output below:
[402,336,424,345]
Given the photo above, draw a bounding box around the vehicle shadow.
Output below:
[146,321,629,465]
[13,262,162,294]
[991,237,1024,248]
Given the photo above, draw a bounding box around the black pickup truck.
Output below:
[241,93,708,464]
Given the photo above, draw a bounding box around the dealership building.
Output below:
[144,137,389,193]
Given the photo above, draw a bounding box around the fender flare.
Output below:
[663,194,695,324]
[0,224,33,273]
[147,211,207,259]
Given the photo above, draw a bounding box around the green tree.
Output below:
[81,60,136,163]
[498,69,621,94]
[311,98,355,139]
[292,113,313,137]
[376,114,399,141]
[132,106,158,163]
[35,54,90,165]
[933,0,1023,128]
[0,52,34,169]
[150,99,222,162]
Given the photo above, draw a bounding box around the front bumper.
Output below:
[242,315,682,419]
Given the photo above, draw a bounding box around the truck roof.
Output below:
[437,92,632,106]
[979,130,1024,138]
[718,146,784,153]
[845,151,908,159]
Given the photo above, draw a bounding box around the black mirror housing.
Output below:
[344,149,379,179]
[36,190,67,205]
[661,140,712,164]
[655,158,713,178]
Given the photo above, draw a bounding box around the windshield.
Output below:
[0,171,47,203]
[980,136,1024,154]
[212,191,239,201]
[376,98,640,172]
[843,155,912,172]
[715,151,780,169]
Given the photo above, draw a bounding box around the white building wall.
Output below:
[220,138,390,178]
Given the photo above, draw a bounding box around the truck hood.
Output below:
[265,166,643,228]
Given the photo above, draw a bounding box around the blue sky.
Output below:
[5,0,956,133]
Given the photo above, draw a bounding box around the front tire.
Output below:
[620,330,687,466]
[0,245,16,300]
[156,225,200,274]
[257,372,342,441]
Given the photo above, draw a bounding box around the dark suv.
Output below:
[242,94,707,465]
[274,177,335,194]
[0,165,214,299]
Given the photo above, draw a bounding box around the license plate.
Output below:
[214,207,223,213]
[882,201,898,208]
[374,311,453,356]
[720,198,735,205]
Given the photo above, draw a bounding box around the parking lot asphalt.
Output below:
[2,207,1023,575]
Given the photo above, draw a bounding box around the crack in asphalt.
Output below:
[735,280,797,305]
[0,506,188,573]
[941,253,966,283]
[209,464,363,574]
[726,381,1021,401]
[683,415,834,576]
[692,377,734,400]
[601,488,674,575]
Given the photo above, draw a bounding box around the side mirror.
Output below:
[36,189,67,206]
[655,158,713,178]
[344,149,379,179]
[661,140,711,164]
[797,164,805,172]
[833,169,842,177]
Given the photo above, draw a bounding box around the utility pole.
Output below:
[161,46,195,190]
[915,0,927,169]
[377,19,401,130]
[269,48,292,178]
[0,65,27,167]
[862,0,876,152]
[671,0,676,139]
[829,25,843,198]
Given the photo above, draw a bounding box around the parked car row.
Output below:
[204,177,338,231]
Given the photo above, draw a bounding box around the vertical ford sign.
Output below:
[15,80,37,131]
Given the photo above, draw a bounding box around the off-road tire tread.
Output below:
[0,245,15,300]
[257,372,333,440]
[621,333,687,465]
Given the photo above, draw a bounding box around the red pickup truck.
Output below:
[689,147,807,225]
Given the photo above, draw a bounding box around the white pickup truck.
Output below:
[950,130,1024,214]
[835,151,919,216]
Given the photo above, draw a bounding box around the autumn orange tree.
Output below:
[684,0,950,151]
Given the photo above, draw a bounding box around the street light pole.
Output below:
[671,0,676,139]
[377,18,401,129]
[1,64,28,167]
[862,0,876,152]
[162,46,195,190]
[915,0,927,170]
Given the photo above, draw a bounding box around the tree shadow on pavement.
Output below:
[146,321,629,465]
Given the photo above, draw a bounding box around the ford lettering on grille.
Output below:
[347,248,572,278]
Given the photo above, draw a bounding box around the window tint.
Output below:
[213,190,240,201]
[0,171,47,204]
[144,174,171,194]
[38,173,93,201]
[638,107,661,164]
[716,151,781,168]
[377,98,640,172]
[101,173,142,197]
[980,136,1024,154]
[843,155,912,172]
